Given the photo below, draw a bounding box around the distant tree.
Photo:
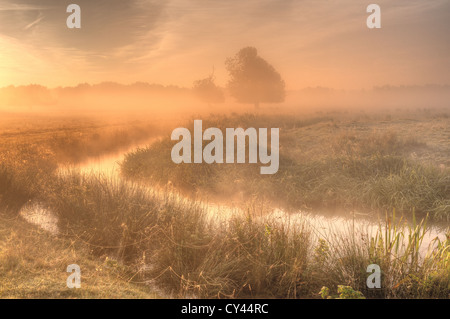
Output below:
[225,47,285,109]
[193,70,225,106]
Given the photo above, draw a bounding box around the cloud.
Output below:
[0,0,168,56]
[24,13,44,30]
[0,0,449,88]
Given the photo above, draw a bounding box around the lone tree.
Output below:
[192,70,225,106]
[225,47,285,109]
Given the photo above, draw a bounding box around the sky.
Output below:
[0,0,449,90]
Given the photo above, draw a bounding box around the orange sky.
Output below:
[0,0,449,90]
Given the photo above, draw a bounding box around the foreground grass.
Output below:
[1,111,448,298]
[0,215,160,298]
[42,172,449,298]
[1,154,448,298]
[0,145,56,216]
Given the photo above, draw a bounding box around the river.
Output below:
[20,138,449,258]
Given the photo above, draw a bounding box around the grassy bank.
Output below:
[0,145,57,216]
[0,214,160,298]
[41,172,449,298]
[1,111,448,298]
[121,114,450,220]
[0,147,160,298]
[0,114,161,164]
[1,152,448,298]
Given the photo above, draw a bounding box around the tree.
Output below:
[225,47,285,108]
[192,71,225,106]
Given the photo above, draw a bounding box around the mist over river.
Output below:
[21,138,448,260]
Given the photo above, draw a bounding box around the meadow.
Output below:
[0,109,449,298]
[122,110,450,221]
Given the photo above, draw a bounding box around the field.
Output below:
[0,108,449,299]
[122,109,450,220]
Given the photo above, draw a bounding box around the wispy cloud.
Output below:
[24,13,44,30]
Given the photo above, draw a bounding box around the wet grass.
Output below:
[39,172,449,298]
[0,114,161,164]
[1,111,448,298]
[48,124,160,163]
[121,114,450,220]
[0,146,57,216]
[0,215,160,298]
[1,154,448,298]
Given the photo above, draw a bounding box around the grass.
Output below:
[37,172,449,298]
[0,215,160,298]
[45,172,161,262]
[1,110,448,298]
[316,212,449,298]
[121,114,450,220]
[0,145,57,216]
[0,113,161,164]
[148,207,312,298]
[1,157,448,299]
[48,124,160,163]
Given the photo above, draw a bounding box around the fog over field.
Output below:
[0,0,449,300]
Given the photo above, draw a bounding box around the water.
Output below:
[268,209,447,257]
[21,138,449,257]
[20,202,58,235]
[74,146,449,256]
[19,139,157,235]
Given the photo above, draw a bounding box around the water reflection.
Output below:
[22,139,449,259]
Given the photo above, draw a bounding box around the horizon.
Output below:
[3,81,450,91]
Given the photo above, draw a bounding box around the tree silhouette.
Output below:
[192,70,225,106]
[225,47,285,108]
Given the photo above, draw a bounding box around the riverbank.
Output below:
[1,110,449,298]
[26,170,448,298]
[0,213,160,298]
[121,112,450,221]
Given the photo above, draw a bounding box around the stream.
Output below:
[20,138,449,258]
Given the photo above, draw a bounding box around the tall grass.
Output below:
[149,212,312,298]
[121,115,449,220]
[45,172,161,262]
[44,172,313,297]
[42,172,449,298]
[49,124,160,163]
[0,146,56,216]
[314,211,449,298]
[2,113,448,298]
